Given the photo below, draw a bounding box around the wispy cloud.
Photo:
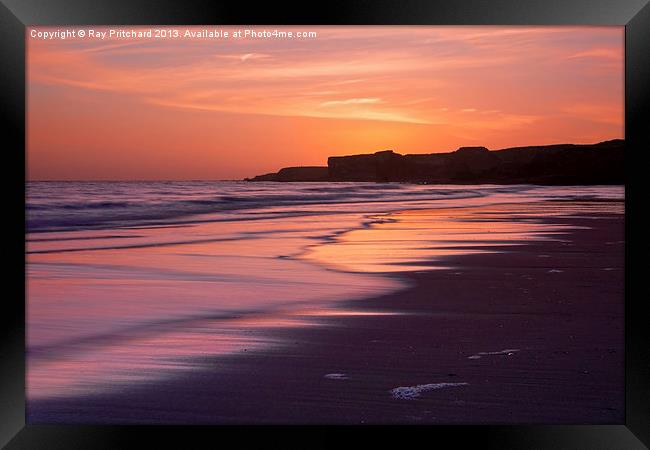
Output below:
[29,26,623,128]
[214,52,272,62]
[320,97,382,107]
[568,48,621,60]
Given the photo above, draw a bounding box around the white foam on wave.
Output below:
[324,373,349,380]
[468,348,519,360]
[390,382,469,400]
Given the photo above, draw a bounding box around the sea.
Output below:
[26,181,624,401]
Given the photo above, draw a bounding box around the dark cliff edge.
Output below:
[245,166,329,182]
[245,139,624,185]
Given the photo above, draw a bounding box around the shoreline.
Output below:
[27,200,624,424]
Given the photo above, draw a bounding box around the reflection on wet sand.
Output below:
[303,201,622,273]
[27,199,623,402]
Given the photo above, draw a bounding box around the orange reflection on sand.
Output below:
[303,202,600,273]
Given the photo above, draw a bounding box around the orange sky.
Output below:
[27,26,624,180]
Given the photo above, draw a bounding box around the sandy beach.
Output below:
[27,198,624,424]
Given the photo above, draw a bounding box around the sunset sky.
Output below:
[27,26,624,180]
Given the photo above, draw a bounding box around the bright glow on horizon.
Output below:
[27,26,624,180]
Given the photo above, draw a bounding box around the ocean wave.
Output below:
[26,182,623,232]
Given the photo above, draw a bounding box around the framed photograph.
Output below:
[2,0,649,447]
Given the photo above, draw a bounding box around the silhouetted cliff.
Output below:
[245,166,329,182]
[246,139,624,185]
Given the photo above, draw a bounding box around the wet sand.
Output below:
[28,201,624,424]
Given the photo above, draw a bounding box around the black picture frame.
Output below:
[2,0,649,447]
